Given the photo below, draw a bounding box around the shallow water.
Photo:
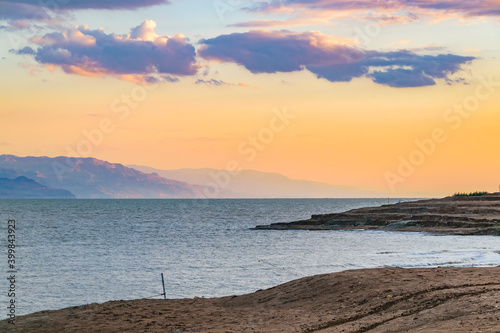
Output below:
[0,198,499,315]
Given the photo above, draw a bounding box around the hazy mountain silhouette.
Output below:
[0,176,75,199]
[129,165,380,198]
[0,155,379,198]
[0,155,205,198]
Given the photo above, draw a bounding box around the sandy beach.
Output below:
[2,266,500,332]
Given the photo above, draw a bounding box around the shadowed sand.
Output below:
[2,267,500,332]
[255,193,500,235]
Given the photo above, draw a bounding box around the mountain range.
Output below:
[129,166,379,198]
[0,176,75,199]
[0,155,378,198]
[0,155,204,198]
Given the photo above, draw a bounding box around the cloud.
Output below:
[144,75,180,84]
[0,2,47,20]
[195,78,259,88]
[199,30,361,73]
[242,0,500,27]
[408,43,445,52]
[400,0,500,17]
[370,68,435,88]
[195,78,228,86]
[162,75,181,83]
[14,20,199,83]
[199,30,475,88]
[7,19,31,29]
[10,46,35,55]
[0,0,169,20]
[229,17,333,28]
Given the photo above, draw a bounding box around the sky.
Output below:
[1,0,500,197]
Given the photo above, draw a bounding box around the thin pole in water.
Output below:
[161,273,166,300]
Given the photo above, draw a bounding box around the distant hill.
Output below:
[0,155,379,198]
[0,155,205,199]
[0,176,75,199]
[128,165,380,198]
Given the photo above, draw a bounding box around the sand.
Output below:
[2,266,500,332]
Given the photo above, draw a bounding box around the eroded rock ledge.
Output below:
[255,193,500,235]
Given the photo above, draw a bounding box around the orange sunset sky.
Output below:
[1,0,500,197]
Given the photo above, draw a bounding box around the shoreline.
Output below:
[2,266,500,332]
[255,193,500,235]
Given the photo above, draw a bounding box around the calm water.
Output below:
[0,198,499,316]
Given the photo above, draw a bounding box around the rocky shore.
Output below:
[255,193,500,235]
[2,267,500,332]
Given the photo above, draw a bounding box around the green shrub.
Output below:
[453,191,489,197]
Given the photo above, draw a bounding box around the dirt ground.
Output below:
[2,266,500,332]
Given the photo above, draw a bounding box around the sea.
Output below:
[1,198,499,316]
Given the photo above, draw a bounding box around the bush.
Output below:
[453,191,489,197]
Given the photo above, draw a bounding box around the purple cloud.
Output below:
[15,20,198,83]
[10,46,35,55]
[0,2,51,20]
[399,0,500,17]
[199,30,475,88]
[11,0,168,10]
[144,75,180,84]
[199,30,364,74]
[242,0,500,26]
[254,0,500,17]
[370,68,436,88]
[195,78,228,86]
[0,0,169,20]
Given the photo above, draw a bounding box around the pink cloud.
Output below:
[240,0,500,27]
[14,20,199,83]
